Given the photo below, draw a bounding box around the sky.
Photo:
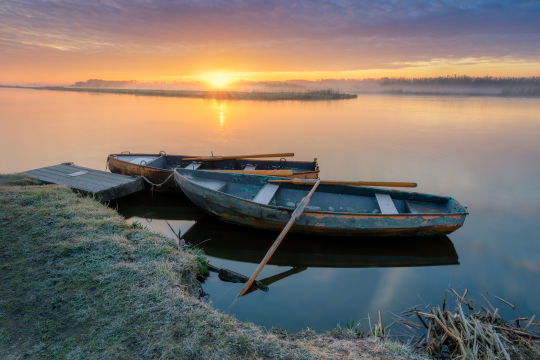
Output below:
[1,0,540,86]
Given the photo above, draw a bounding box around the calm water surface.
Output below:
[2,88,539,332]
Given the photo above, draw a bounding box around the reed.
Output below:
[398,289,539,359]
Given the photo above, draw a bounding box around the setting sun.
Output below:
[203,72,234,89]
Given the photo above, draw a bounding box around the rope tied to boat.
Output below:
[139,172,174,195]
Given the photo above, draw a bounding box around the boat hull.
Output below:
[174,171,467,236]
[108,156,179,191]
[108,153,319,192]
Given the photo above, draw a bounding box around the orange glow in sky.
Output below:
[1,1,539,85]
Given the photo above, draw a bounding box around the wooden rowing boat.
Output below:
[107,152,319,192]
[173,169,468,236]
[113,193,458,267]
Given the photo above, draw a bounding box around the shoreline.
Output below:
[2,175,537,359]
[3,84,540,99]
[0,85,357,101]
[0,175,414,359]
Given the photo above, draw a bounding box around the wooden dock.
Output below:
[25,163,144,202]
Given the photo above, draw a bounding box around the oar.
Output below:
[183,153,294,161]
[242,267,308,296]
[269,178,417,188]
[210,169,294,176]
[237,179,321,298]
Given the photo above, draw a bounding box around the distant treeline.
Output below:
[235,76,540,97]
[379,76,540,86]
[375,76,540,96]
[72,79,137,88]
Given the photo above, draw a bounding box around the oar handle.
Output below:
[269,179,417,188]
[210,170,294,176]
[184,153,295,161]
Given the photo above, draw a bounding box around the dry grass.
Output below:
[0,176,416,360]
[0,173,42,186]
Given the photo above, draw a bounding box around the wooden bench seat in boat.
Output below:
[116,156,160,165]
[375,193,399,214]
[184,162,202,170]
[253,183,280,204]
[405,201,418,214]
[195,178,226,191]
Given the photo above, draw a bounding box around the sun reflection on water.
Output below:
[218,102,225,131]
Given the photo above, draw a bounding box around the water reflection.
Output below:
[4,88,539,331]
[216,101,225,131]
[115,191,204,221]
[183,217,459,269]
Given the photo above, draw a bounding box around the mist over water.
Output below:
[2,87,539,332]
[64,76,540,96]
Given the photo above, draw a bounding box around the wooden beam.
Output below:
[269,178,417,188]
[209,169,294,176]
[183,153,294,161]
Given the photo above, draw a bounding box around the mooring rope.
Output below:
[139,173,174,198]
[140,173,174,189]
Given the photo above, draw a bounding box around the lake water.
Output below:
[2,87,539,333]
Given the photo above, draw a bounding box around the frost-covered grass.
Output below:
[0,175,416,359]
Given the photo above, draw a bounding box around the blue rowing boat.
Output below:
[173,169,468,236]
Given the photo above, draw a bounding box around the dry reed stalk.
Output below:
[495,295,516,309]
[524,315,536,332]
[401,290,539,359]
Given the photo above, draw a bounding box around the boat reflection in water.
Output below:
[182,216,459,269]
[115,191,206,222]
[114,192,459,293]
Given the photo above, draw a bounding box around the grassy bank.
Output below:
[0,175,415,359]
[0,85,357,101]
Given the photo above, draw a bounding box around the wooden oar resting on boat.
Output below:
[183,153,295,161]
[269,178,417,187]
[238,179,321,296]
[173,169,468,237]
[107,152,319,192]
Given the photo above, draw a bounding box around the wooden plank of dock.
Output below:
[25,162,144,202]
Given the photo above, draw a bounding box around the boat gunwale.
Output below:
[108,153,320,168]
[173,169,469,218]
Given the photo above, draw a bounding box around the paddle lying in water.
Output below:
[183,152,295,161]
[269,178,417,188]
[237,179,321,298]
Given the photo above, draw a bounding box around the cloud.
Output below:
[1,0,540,74]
